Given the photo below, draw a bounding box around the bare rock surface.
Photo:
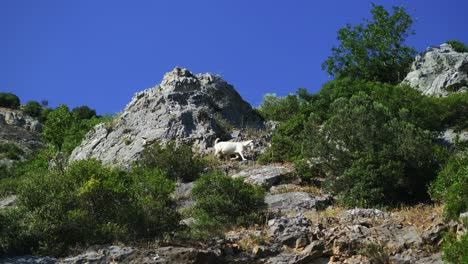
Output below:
[69,67,264,167]
[265,192,332,213]
[403,43,468,96]
[231,165,294,188]
[0,108,43,164]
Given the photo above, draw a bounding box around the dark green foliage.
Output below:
[0,92,20,109]
[442,225,468,264]
[22,101,42,118]
[258,114,306,163]
[0,142,24,160]
[305,92,437,206]
[430,151,468,220]
[0,159,179,256]
[42,104,103,155]
[190,171,266,237]
[72,105,97,120]
[257,93,300,122]
[447,40,468,53]
[137,141,205,182]
[322,4,415,84]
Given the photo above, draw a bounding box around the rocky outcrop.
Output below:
[265,192,332,213]
[231,165,294,189]
[403,43,468,96]
[69,67,264,167]
[0,108,43,164]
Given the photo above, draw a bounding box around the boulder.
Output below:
[403,43,468,96]
[231,165,294,188]
[265,192,332,213]
[69,67,264,167]
[0,195,17,210]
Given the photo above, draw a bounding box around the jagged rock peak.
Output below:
[69,67,264,167]
[403,43,468,96]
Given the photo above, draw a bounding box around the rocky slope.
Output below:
[403,43,468,96]
[2,165,455,264]
[0,107,42,165]
[70,67,264,167]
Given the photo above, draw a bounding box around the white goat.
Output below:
[214,138,254,161]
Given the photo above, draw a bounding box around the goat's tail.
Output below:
[214,138,220,144]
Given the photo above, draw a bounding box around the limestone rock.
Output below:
[0,108,43,164]
[265,192,332,213]
[231,165,294,189]
[403,43,468,96]
[0,195,17,210]
[69,67,264,167]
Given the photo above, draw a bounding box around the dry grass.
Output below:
[391,204,444,231]
[304,206,346,227]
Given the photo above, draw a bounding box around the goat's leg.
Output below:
[237,151,247,161]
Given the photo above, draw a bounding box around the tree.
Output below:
[72,105,97,120]
[0,93,20,109]
[304,92,437,206]
[322,4,416,84]
[22,101,42,118]
[41,105,74,152]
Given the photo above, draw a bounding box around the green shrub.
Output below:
[447,40,468,53]
[442,224,468,264]
[22,101,42,118]
[71,105,97,120]
[0,92,20,109]
[430,151,468,220]
[257,93,300,122]
[258,114,306,163]
[305,93,438,206]
[137,141,205,182]
[0,142,24,160]
[190,171,266,238]
[0,159,180,256]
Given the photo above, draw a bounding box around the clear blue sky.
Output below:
[2,0,467,115]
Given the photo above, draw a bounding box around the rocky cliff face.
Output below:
[69,67,264,167]
[0,108,43,165]
[403,43,468,96]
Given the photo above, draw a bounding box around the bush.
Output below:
[442,223,468,264]
[0,142,25,160]
[447,40,468,53]
[0,92,20,109]
[257,93,300,122]
[22,101,42,118]
[72,105,97,120]
[190,171,266,237]
[430,151,468,220]
[137,141,205,182]
[258,114,306,163]
[0,159,180,256]
[305,93,438,206]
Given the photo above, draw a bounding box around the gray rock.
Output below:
[60,245,135,263]
[231,165,294,188]
[265,192,332,213]
[403,43,468,96]
[441,128,468,145]
[0,256,57,264]
[0,195,17,209]
[0,108,43,163]
[154,246,222,264]
[461,211,468,219]
[69,67,264,167]
[173,182,194,210]
[267,214,312,248]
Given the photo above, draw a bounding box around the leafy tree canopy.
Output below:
[322,4,416,84]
